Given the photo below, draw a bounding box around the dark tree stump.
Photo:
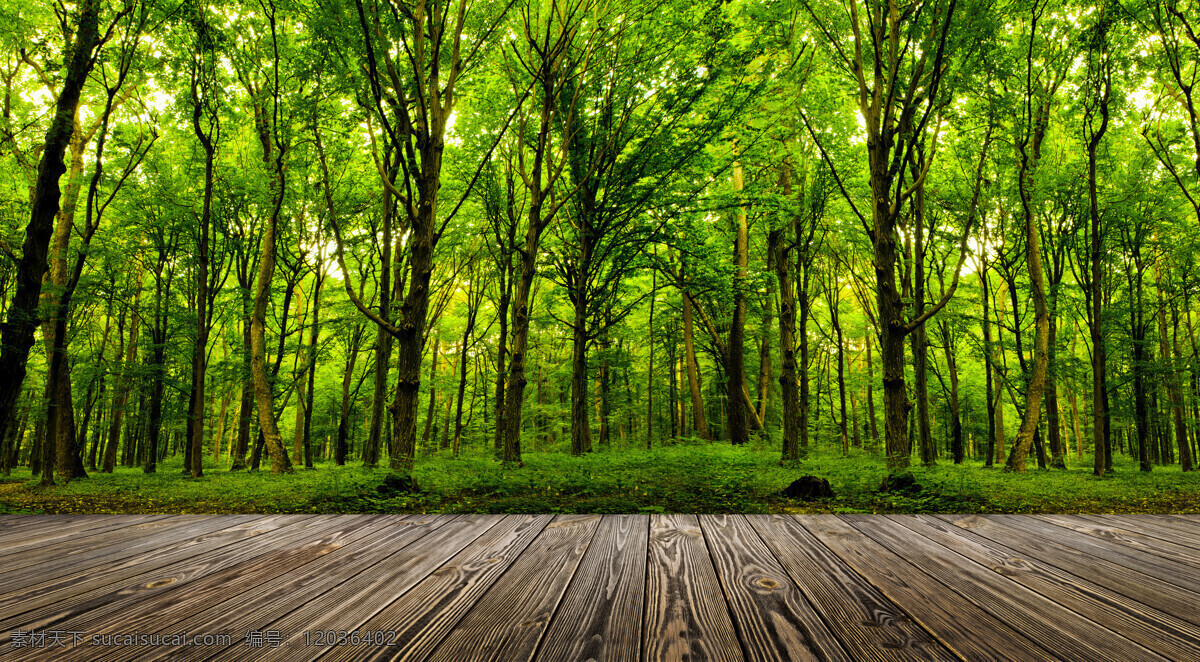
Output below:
[781,475,835,501]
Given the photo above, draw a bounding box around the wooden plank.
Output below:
[0,515,110,541]
[795,515,1052,661]
[1094,514,1200,548]
[0,516,249,587]
[536,514,648,662]
[643,514,744,662]
[1038,514,1200,569]
[898,515,1200,661]
[981,514,1200,594]
[153,514,499,662]
[313,514,553,662]
[0,515,176,550]
[700,515,846,662]
[845,515,1165,661]
[0,514,324,633]
[427,514,602,662]
[108,516,454,662]
[747,515,948,661]
[939,514,1200,628]
[3,515,384,662]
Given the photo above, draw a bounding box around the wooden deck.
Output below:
[2,514,1199,661]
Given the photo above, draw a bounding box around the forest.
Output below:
[0,0,1199,514]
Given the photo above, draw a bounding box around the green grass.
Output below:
[2,440,1199,514]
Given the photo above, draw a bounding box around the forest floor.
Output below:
[2,442,1199,515]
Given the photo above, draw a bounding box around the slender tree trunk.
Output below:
[570,289,592,455]
[682,293,708,441]
[1159,263,1192,470]
[646,265,657,449]
[728,157,749,446]
[940,320,964,464]
[866,329,879,453]
[981,263,997,467]
[423,334,439,448]
[772,224,799,462]
[1045,310,1066,469]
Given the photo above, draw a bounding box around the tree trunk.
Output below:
[423,334,439,448]
[981,263,997,467]
[682,293,708,441]
[727,157,749,446]
[1159,263,1192,471]
[646,265,657,449]
[0,0,101,467]
[772,224,799,462]
[570,288,592,455]
[940,320,963,464]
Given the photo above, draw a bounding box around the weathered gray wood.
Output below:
[104,516,450,662]
[748,515,948,661]
[940,514,1200,629]
[643,514,744,662]
[0,515,321,634]
[5,513,1200,662]
[4,516,382,662]
[428,514,602,662]
[700,515,847,662]
[0,516,246,588]
[1038,514,1200,569]
[983,514,1200,593]
[1092,514,1200,549]
[537,514,648,662]
[847,515,1165,661]
[795,515,1051,661]
[0,514,175,550]
[899,515,1200,661]
[313,514,552,662]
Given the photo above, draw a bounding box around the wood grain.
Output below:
[748,514,947,661]
[940,514,1200,628]
[1037,514,1200,569]
[847,515,1164,661]
[5,515,382,662]
[643,514,744,662]
[0,515,246,587]
[700,515,845,662]
[1087,514,1200,549]
[796,515,1051,661]
[313,514,552,662]
[536,514,648,662]
[427,514,602,662]
[0,514,320,635]
[899,514,1200,661]
[0,514,176,551]
[982,514,1200,593]
[110,515,450,662]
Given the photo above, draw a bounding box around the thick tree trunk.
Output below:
[1006,98,1053,473]
[1,0,101,480]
